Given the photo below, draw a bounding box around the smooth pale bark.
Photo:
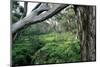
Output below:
[12,3,67,34]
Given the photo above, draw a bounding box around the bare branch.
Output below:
[12,3,68,34]
[32,3,41,11]
[35,3,49,15]
[29,4,68,23]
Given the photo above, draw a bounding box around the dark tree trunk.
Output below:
[76,6,96,61]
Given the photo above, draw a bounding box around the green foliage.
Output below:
[12,2,24,23]
[31,32,80,64]
[12,44,33,66]
[12,3,80,65]
[12,32,80,65]
[12,34,45,66]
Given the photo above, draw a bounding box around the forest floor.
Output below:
[12,32,81,65]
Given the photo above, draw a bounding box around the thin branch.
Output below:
[35,3,49,15]
[32,3,41,11]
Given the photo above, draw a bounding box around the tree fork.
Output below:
[11,2,68,34]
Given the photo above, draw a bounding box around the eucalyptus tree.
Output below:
[12,0,96,62]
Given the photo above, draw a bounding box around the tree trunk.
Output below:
[76,6,96,61]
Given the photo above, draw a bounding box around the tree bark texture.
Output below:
[76,6,96,61]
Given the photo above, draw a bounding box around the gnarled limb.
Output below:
[12,2,68,34]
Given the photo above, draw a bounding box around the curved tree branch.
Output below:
[12,2,68,34]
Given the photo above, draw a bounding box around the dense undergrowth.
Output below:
[12,32,80,66]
